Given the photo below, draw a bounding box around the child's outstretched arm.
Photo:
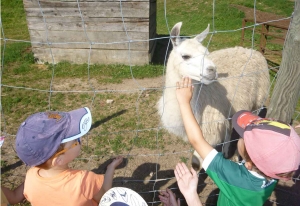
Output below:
[93,156,123,202]
[176,77,213,160]
[1,182,25,204]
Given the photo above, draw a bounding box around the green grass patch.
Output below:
[50,61,164,84]
[1,0,30,40]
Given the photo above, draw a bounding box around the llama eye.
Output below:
[182,55,191,60]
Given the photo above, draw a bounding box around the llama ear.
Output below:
[195,24,210,43]
[170,22,182,47]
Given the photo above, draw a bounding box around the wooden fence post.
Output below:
[266,0,300,122]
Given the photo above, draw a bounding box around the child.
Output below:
[15,107,123,206]
[175,77,300,206]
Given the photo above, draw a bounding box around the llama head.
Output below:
[170,22,217,84]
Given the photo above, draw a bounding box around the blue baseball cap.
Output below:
[15,107,92,166]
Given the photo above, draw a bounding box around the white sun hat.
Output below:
[99,187,148,206]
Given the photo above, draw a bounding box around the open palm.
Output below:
[174,163,198,197]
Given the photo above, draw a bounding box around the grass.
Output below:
[0,0,30,40]
[1,0,299,202]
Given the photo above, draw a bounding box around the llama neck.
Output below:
[165,52,181,88]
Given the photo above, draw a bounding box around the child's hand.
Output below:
[174,162,198,199]
[107,156,123,170]
[159,188,180,206]
[176,77,194,106]
[295,124,300,129]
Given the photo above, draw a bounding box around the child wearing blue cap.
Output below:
[15,107,123,206]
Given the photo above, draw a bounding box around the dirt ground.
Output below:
[1,76,300,206]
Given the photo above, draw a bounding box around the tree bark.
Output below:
[266,0,300,123]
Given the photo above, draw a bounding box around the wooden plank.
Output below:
[28,30,150,46]
[26,16,149,23]
[24,7,149,18]
[24,1,150,8]
[259,24,268,54]
[24,0,150,5]
[27,20,149,32]
[26,20,149,32]
[32,47,150,65]
[268,38,285,45]
[31,40,149,50]
[24,1,149,9]
[24,2,150,18]
[261,31,286,40]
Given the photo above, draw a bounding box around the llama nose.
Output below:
[207,66,216,73]
[207,66,217,79]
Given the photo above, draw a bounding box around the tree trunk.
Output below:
[266,0,300,123]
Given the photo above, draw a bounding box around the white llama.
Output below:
[157,22,270,169]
